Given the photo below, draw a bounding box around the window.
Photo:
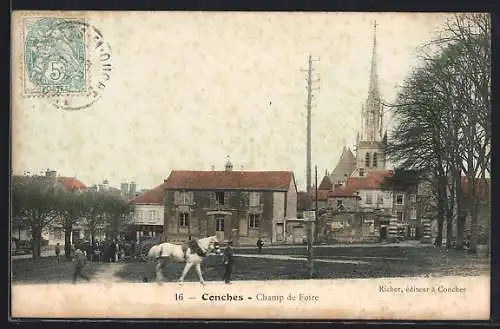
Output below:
[215,215,225,231]
[215,192,225,205]
[372,153,378,168]
[365,193,373,204]
[337,200,343,208]
[176,191,193,204]
[179,213,190,227]
[396,194,404,205]
[410,207,417,219]
[409,194,416,203]
[410,227,416,238]
[359,168,365,177]
[396,211,403,222]
[365,153,371,168]
[249,192,260,207]
[149,210,156,221]
[249,214,260,228]
[136,210,144,221]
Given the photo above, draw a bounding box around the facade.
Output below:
[163,161,297,245]
[129,183,166,242]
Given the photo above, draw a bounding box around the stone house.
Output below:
[163,163,297,245]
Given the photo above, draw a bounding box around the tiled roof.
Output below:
[345,170,393,191]
[58,177,87,190]
[311,190,329,201]
[318,175,333,190]
[165,170,295,191]
[131,183,167,205]
[328,186,359,198]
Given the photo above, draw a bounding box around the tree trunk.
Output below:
[31,223,42,260]
[469,196,479,254]
[64,224,73,260]
[436,218,444,247]
[435,176,447,247]
[455,174,466,250]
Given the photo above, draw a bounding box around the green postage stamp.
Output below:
[20,15,112,110]
[23,17,88,95]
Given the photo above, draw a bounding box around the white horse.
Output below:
[146,236,221,285]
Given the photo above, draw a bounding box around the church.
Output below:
[313,23,417,243]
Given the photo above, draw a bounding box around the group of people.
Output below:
[62,237,266,285]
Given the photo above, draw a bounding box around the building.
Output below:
[163,160,297,245]
[317,23,417,243]
[129,183,166,242]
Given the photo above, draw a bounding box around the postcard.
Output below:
[10,11,491,320]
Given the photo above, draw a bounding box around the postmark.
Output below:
[22,17,112,110]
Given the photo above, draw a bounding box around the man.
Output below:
[222,240,235,284]
[256,238,264,254]
[55,243,61,264]
[73,248,90,284]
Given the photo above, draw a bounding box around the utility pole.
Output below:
[315,165,319,244]
[302,55,320,197]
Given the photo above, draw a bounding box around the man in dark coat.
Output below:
[73,248,90,283]
[222,240,235,284]
[256,238,264,254]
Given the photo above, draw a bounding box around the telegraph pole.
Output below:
[302,55,320,196]
[315,165,319,244]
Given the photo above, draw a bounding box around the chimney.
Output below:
[225,156,233,172]
[121,183,129,197]
[129,181,137,197]
[45,170,57,184]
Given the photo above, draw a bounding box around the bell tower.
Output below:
[355,21,387,175]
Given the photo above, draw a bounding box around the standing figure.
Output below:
[72,248,90,284]
[256,238,264,254]
[55,243,61,263]
[222,240,235,284]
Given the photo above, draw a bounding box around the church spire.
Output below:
[360,20,383,142]
[369,21,379,100]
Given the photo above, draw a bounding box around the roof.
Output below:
[318,175,333,190]
[58,177,87,190]
[164,170,296,191]
[330,146,356,184]
[311,190,329,201]
[345,170,393,191]
[131,182,167,205]
[328,185,359,198]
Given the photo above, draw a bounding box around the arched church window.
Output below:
[365,153,370,168]
[373,153,378,168]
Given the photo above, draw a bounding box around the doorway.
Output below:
[215,215,225,241]
[380,225,388,241]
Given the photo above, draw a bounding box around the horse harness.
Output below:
[182,239,208,259]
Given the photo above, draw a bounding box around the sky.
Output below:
[12,11,455,192]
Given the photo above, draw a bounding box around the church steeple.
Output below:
[361,21,384,143]
[354,21,387,174]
